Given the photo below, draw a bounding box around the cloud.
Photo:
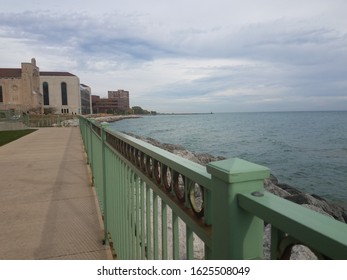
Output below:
[0,2,346,112]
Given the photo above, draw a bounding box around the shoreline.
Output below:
[87,114,141,123]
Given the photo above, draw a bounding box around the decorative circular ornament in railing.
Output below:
[126,143,131,158]
[135,149,141,168]
[189,182,204,218]
[132,148,137,165]
[154,161,161,184]
[120,141,125,155]
[117,139,122,152]
[123,142,127,156]
[162,165,172,191]
[129,146,135,163]
[146,157,153,178]
[173,173,185,202]
[140,153,147,172]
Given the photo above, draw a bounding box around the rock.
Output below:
[284,193,346,223]
[276,183,303,196]
[264,178,291,198]
[263,224,318,260]
[91,115,140,123]
[290,245,318,260]
[60,118,79,127]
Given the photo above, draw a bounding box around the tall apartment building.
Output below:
[107,90,130,110]
[92,90,130,114]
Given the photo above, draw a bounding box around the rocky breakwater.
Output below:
[128,133,347,259]
[89,114,140,123]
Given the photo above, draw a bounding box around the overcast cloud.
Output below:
[1,0,346,112]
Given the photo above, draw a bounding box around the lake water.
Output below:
[109,111,347,206]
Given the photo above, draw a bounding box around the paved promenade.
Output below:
[0,127,112,260]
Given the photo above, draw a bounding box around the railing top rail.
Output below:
[103,126,212,190]
[238,192,347,259]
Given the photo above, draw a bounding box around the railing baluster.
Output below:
[161,201,168,260]
[153,193,159,259]
[140,181,146,259]
[172,212,179,259]
[135,176,140,259]
[186,225,194,260]
[114,156,120,258]
[270,226,286,259]
[146,185,152,259]
[125,165,130,259]
[129,169,135,259]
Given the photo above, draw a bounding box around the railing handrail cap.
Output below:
[207,157,270,183]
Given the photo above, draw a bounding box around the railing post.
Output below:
[88,119,94,166]
[101,121,109,244]
[207,158,270,259]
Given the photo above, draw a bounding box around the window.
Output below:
[43,82,49,105]
[0,86,3,103]
[61,82,68,105]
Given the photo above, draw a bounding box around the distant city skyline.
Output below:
[1,0,346,113]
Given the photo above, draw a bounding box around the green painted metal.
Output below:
[172,212,179,259]
[186,226,194,259]
[162,202,168,260]
[146,185,152,259]
[104,128,212,189]
[153,193,159,259]
[207,158,270,260]
[135,176,140,259]
[101,122,108,244]
[238,192,347,259]
[270,226,286,259]
[79,116,347,260]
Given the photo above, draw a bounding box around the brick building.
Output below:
[92,90,130,114]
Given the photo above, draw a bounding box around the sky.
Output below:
[1,0,346,113]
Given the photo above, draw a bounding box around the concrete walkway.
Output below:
[0,127,112,260]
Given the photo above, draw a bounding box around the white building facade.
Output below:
[40,72,81,114]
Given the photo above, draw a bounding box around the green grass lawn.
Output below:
[0,129,37,146]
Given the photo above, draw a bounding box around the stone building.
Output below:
[0,58,42,113]
[0,58,87,115]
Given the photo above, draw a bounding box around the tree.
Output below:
[132,106,145,114]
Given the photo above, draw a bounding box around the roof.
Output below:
[0,68,21,78]
[0,68,76,78]
[40,71,76,77]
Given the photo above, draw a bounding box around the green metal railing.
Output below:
[0,110,77,128]
[79,117,347,260]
